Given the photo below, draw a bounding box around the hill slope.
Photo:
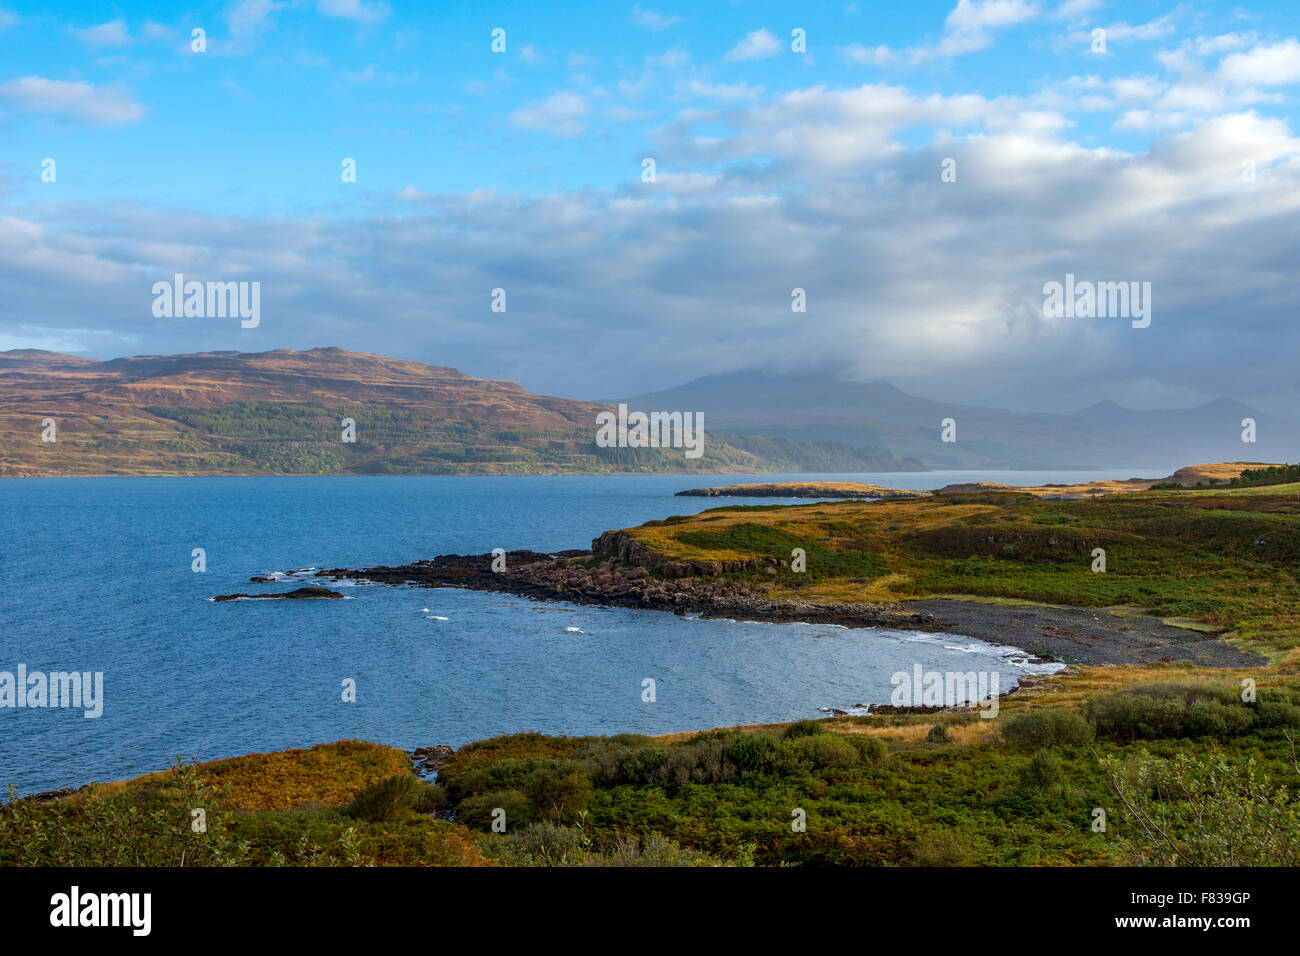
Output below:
[0,348,919,476]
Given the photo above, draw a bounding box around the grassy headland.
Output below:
[616,479,1300,661]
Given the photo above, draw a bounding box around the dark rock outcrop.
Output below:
[317,547,934,630]
[213,586,344,602]
[414,745,455,770]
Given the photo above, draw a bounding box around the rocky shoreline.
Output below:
[305,540,1263,668]
[315,546,934,629]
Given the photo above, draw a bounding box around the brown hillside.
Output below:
[0,347,912,477]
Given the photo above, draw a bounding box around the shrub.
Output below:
[660,738,732,788]
[1256,701,1300,729]
[723,734,780,773]
[846,735,888,764]
[1088,692,1189,741]
[456,789,534,831]
[1100,750,1300,866]
[600,833,722,867]
[1186,701,1255,738]
[580,736,662,783]
[440,756,587,805]
[343,774,416,822]
[1089,684,1263,741]
[912,829,974,866]
[521,767,592,822]
[485,824,725,867]
[686,728,734,744]
[784,734,860,771]
[925,724,951,744]
[608,746,670,786]
[411,781,448,815]
[1001,707,1095,748]
[1017,749,1065,795]
[782,719,826,740]
[488,821,586,866]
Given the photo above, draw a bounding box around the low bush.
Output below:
[343,774,416,823]
[456,789,534,831]
[1001,707,1095,748]
[723,734,781,773]
[782,719,826,740]
[847,735,888,764]
[925,724,951,744]
[1087,683,1260,741]
[1017,750,1066,795]
[411,781,448,815]
[912,829,974,866]
[783,734,860,771]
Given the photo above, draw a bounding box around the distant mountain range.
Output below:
[0,348,917,477]
[625,369,1299,469]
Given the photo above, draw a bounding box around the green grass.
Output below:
[614,489,1300,657]
[673,522,890,581]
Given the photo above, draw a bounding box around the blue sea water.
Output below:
[0,469,1158,796]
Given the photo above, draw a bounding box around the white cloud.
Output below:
[141,21,174,41]
[630,5,681,31]
[946,0,1039,32]
[226,0,284,39]
[315,0,390,23]
[1056,0,1100,17]
[927,0,1039,58]
[841,43,896,66]
[510,91,590,136]
[679,79,763,101]
[72,19,131,47]
[0,76,145,125]
[1115,109,1187,131]
[1194,32,1255,56]
[844,0,1040,66]
[0,9,17,30]
[1037,73,1166,114]
[1087,13,1178,44]
[1219,39,1300,86]
[726,29,781,62]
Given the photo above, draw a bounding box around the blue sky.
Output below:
[3,1,1300,414]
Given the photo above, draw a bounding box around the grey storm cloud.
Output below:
[2,83,1299,414]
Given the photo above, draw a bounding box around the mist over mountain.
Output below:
[626,369,1299,469]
